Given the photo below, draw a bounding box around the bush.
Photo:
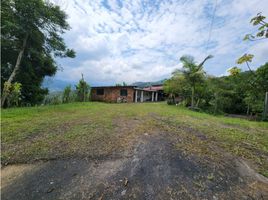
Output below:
[43,92,62,105]
[3,82,22,107]
[62,85,72,103]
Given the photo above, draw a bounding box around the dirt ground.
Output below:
[1,114,268,200]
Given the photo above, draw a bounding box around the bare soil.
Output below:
[1,114,268,200]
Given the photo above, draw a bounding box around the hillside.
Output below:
[132,79,166,88]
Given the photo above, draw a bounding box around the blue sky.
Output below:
[46,0,268,88]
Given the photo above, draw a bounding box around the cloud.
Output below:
[52,0,268,86]
[248,42,268,68]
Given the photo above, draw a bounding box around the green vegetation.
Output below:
[75,74,91,102]
[2,102,268,176]
[43,75,91,105]
[164,62,268,117]
[178,55,213,107]
[1,0,75,107]
[62,85,72,103]
[244,12,268,41]
[164,13,268,119]
[115,82,128,86]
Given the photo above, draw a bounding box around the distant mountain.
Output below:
[43,79,75,92]
[43,78,167,92]
[132,79,166,88]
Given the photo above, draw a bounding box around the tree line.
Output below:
[164,13,268,120]
[164,61,267,117]
[43,74,90,105]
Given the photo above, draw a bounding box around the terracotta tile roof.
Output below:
[143,85,163,91]
[91,85,136,89]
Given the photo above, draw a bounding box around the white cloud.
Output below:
[248,41,268,68]
[52,0,268,85]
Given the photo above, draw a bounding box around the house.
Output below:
[91,85,165,103]
[91,86,135,103]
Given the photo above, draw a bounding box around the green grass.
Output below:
[1,102,268,176]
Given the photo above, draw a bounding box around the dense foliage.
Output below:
[164,13,268,120]
[173,55,213,107]
[164,62,268,119]
[75,75,90,102]
[1,0,75,107]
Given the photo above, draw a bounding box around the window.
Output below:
[96,89,104,95]
[120,89,128,96]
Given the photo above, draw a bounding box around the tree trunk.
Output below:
[213,93,218,115]
[247,103,250,115]
[191,86,195,107]
[263,92,268,120]
[1,34,28,107]
[195,98,200,107]
[83,88,86,102]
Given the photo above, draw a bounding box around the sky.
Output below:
[46,0,268,89]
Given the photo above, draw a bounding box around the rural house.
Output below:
[91,85,165,103]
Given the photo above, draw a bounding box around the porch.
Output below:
[134,89,163,102]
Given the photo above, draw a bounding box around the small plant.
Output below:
[207,173,214,180]
[3,82,22,107]
[62,85,72,103]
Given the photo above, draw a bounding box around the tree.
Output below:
[62,85,72,103]
[237,54,254,72]
[115,82,127,86]
[244,13,268,41]
[255,63,268,120]
[164,74,190,105]
[1,0,75,107]
[165,58,266,117]
[238,13,268,118]
[178,55,213,107]
[75,74,90,102]
[228,66,241,76]
[255,63,268,91]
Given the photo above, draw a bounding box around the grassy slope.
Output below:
[1,102,268,176]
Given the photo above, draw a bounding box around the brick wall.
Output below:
[91,87,135,103]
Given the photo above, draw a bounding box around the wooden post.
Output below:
[141,91,144,102]
[135,90,138,103]
[155,92,158,101]
[151,92,154,102]
[263,92,268,120]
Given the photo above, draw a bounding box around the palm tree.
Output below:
[179,55,213,108]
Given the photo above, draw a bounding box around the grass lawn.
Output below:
[1,102,268,176]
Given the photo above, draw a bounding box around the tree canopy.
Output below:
[244,12,268,41]
[1,0,75,107]
[75,74,90,102]
[174,55,212,107]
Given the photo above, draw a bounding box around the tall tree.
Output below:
[62,85,72,103]
[178,55,213,107]
[1,0,75,107]
[76,74,90,102]
[237,13,268,117]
